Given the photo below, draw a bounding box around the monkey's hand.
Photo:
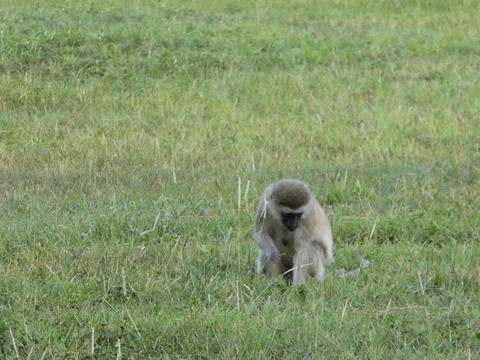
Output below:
[266,246,282,263]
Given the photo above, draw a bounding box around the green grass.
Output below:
[1,0,479,358]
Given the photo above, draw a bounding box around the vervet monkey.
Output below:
[253,179,333,285]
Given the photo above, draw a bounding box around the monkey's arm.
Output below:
[314,205,334,262]
[304,221,333,264]
[253,231,282,263]
[252,196,282,263]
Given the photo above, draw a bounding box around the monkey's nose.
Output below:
[286,224,297,232]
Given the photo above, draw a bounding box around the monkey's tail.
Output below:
[338,256,370,278]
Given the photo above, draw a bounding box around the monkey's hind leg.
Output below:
[292,247,325,285]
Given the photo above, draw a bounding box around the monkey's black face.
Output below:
[281,212,303,232]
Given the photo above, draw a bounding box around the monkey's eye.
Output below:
[281,212,303,220]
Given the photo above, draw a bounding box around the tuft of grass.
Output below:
[1,0,479,358]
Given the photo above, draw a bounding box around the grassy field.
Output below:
[1,0,479,358]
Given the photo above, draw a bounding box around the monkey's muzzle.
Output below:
[281,213,302,232]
